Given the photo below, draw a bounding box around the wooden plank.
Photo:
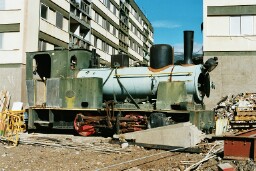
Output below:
[0,90,11,112]
[0,90,6,112]
[4,91,10,111]
[237,110,256,116]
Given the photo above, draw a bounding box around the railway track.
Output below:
[96,148,184,171]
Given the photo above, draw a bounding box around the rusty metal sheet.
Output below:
[214,128,256,161]
[224,138,252,160]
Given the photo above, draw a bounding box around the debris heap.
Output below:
[0,90,26,146]
[214,93,256,130]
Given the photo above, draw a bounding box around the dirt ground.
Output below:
[0,132,255,171]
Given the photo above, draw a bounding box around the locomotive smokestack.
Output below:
[184,30,194,64]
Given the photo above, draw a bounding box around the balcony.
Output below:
[69,32,91,49]
[70,0,91,19]
[119,22,128,35]
[70,12,91,29]
[119,41,128,53]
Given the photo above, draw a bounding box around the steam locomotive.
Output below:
[26,31,218,136]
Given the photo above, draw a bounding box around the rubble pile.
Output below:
[214,93,256,121]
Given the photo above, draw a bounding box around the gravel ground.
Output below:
[0,133,255,171]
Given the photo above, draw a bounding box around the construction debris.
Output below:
[184,141,223,170]
[0,110,26,146]
[18,133,129,154]
[114,122,205,148]
[0,90,26,146]
[214,93,256,130]
[218,163,236,171]
[214,128,256,161]
[0,90,10,112]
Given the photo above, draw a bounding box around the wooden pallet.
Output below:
[235,115,256,121]
[236,104,256,115]
[230,120,256,129]
[237,110,256,116]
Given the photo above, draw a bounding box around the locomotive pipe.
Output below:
[184,30,194,64]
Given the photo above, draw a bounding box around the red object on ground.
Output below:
[74,116,95,136]
[214,128,256,161]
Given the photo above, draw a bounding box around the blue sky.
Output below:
[135,0,203,54]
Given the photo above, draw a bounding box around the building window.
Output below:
[102,18,106,28]
[112,47,116,55]
[0,0,4,10]
[95,12,99,23]
[56,11,63,29]
[0,33,3,49]
[41,4,48,19]
[113,5,116,16]
[38,40,47,51]
[102,41,109,53]
[97,38,102,49]
[81,1,90,14]
[106,21,110,31]
[103,0,110,9]
[113,27,116,36]
[230,16,254,36]
[241,16,253,35]
[93,37,98,48]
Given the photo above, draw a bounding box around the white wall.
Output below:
[128,47,143,61]
[0,0,23,64]
[51,0,69,12]
[129,30,143,46]
[0,10,22,24]
[129,13,143,31]
[21,0,40,64]
[204,0,256,6]
[203,0,256,109]
[204,0,256,52]
[91,21,119,45]
[3,0,23,9]
[40,19,69,43]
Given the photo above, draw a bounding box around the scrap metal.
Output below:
[214,128,256,161]
[0,110,26,146]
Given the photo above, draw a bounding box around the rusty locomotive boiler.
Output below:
[26,31,218,136]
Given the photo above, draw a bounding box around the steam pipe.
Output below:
[184,30,194,64]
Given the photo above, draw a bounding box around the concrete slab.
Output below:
[114,122,205,148]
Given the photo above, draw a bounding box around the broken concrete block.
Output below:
[215,118,229,136]
[114,122,205,148]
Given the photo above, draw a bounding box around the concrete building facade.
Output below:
[203,0,256,108]
[0,0,153,106]
[90,0,153,65]
[0,0,70,105]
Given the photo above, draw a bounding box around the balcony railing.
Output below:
[69,32,91,49]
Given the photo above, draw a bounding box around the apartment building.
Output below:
[70,0,91,49]
[203,0,256,108]
[0,0,153,105]
[0,0,70,105]
[90,0,153,65]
